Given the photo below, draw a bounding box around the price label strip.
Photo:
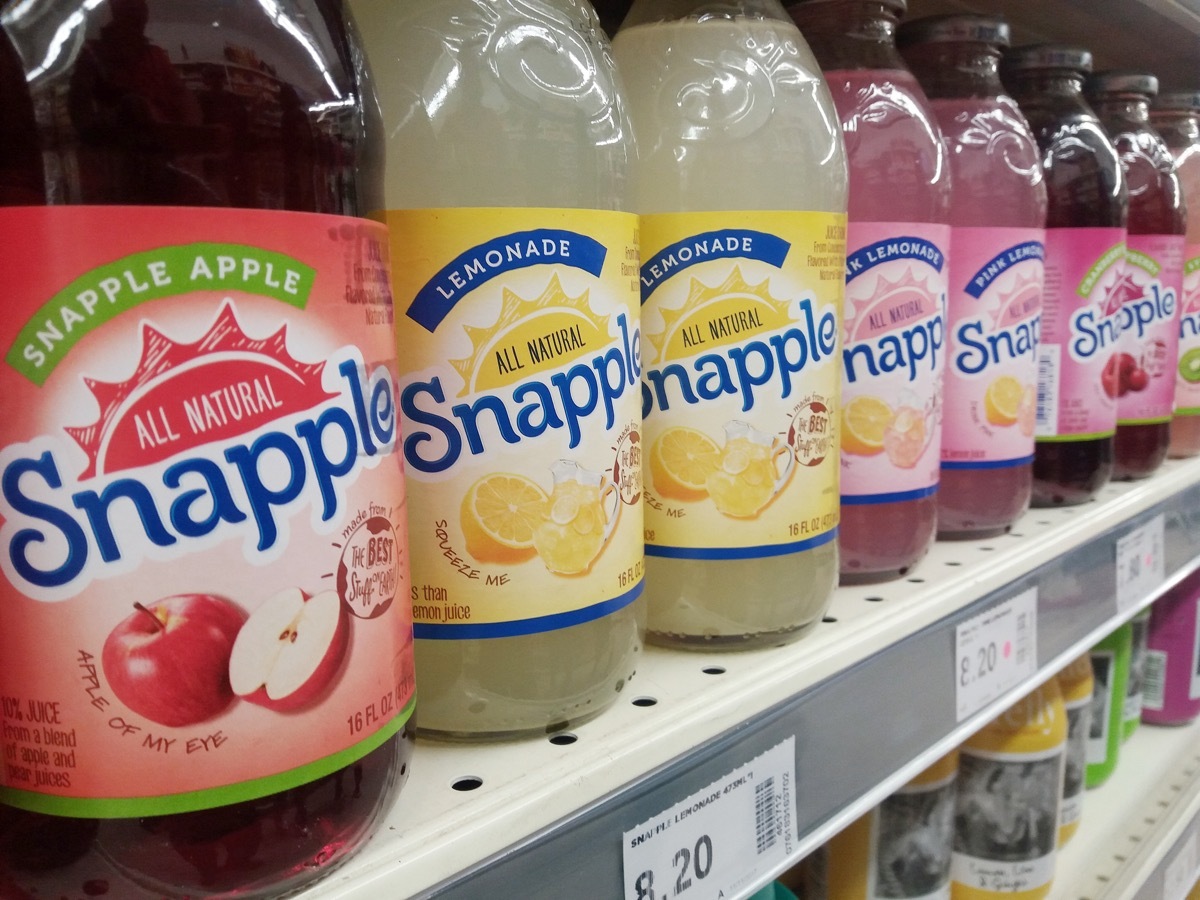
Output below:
[1162,829,1198,900]
[1116,513,1166,614]
[622,738,798,900]
[954,588,1038,722]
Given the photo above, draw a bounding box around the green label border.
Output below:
[1035,430,1116,443]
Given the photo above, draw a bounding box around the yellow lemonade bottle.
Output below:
[1055,654,1094,845]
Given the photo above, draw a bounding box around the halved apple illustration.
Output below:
[229,587,349,711]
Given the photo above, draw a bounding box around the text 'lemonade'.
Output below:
[0,3,414,897]
[899,15,1048,539]
[614,0,847,647]
[791,0,951,583]
[353,0,646,739]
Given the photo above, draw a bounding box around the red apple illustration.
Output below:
[102,594,247,728]
[228,588,349,711]
[1101,354,1121,399]
[1128,367,1149,392]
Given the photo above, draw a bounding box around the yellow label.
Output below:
[639,212,845,559]
[384,208,644,637]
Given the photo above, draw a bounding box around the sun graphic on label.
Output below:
[645,267,793,365]
[449,274,609,396]
[843,267,940,343]
[984,268,1042,330]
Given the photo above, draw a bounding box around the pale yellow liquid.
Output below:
[351,0,645,738]
[612,13,846,647]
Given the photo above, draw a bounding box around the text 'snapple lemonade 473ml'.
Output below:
[899,16,1048,539]
[352,0,644,737]
[1086,72,1186,480]
[0,1,416,896]
[789,0,950,584]
[1150,92,1200,458]
[613,0,847,646]
[1003,46,1128,507]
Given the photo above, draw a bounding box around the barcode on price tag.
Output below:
[1116,514,1166,614]
[622,739,798,900]
[955,588,1038,722]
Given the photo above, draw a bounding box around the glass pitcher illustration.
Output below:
[533,459,621,575]
[706,420,796,518]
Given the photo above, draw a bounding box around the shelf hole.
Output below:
[907,578,925,584]
[451,776,483,792]
[548,733,578,746]
[1010,532,1025,537]
[979,546,994,552]
[1097,875,1109,883]
[945,561,962,567]
[702,665,727,675]
[822,615,838,623]
[1115,854,1127,862]
[864,595,885,603]
[632,696,658,707]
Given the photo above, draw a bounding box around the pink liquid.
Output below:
[823,68,949,581]
[1143,570,1200,725]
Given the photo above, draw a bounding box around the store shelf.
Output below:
[1053,719,1200,900]
[265,457,1200,900]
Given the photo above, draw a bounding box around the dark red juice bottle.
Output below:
[899,16,1048,538]
[1003,46,1128,506]
[1086,72,1185,480]
[789,0,950,581]
[0,2,415,897]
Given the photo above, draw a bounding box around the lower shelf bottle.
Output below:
[1086,624,1132,788]
[1055,654,1094,845]
[1143,570,1200,725]
[1122,607,1152,741]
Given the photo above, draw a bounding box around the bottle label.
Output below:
[951,747,1061,894]
[841,222,948,504]
[1124,612,1149,723]
[638,211,845,558]
[869,769,956,900]
[1176,246,1200,415]
[1117,233,1183,424]
[0,207,416,817]
[384,208,643,637]
[1143,649,1167,712]
[943,227,1044,470]
[1191,597,1200,701]
[1036,228,1125,440]
[1086,649,1116,766]
[1060,694,1090,829]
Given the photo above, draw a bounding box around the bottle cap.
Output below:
[1004,44,1092,74]
[1086,70,1159,99]
[896,14,1009,49]
[1154,91,1200,113]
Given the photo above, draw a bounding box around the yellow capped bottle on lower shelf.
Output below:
[952,681,1066,900]
[827,751,958,900]
[1055,654,1094,845]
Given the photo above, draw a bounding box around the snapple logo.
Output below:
[1,303,397,599]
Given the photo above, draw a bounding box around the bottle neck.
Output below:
[901,42,1004,99]
[1090,95,1151,126]
[789,1,904,71]
[1006,70,1085,102]
[622,0,792,28]
[1149,111,1200,144]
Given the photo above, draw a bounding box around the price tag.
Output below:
[622,739,798,900]
[1116,514,1166,614]
[955,588,1038,722]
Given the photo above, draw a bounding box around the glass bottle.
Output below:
[1003,45,1128,506]
[1122,605,1151,740]
[789,0,950,583]
[0,1,414,897]
[1086,72,1186,480]
[352,0,646,737]
[1055,653,1093,845]
[612,0,846,646]
[1143,569,1200,725]
[1151,91,1200,458]
[1086,623,1132,788]
[898,16,1048,539]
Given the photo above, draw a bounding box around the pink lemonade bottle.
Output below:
[0,2,416,897]
[1142,570,1200,725]
[790,0,951,582]
[899,16,1048,538]
[1151,92,1200,458]
[1086,72,1186,479]
[1003,46,1128,506]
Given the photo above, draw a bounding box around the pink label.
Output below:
[1037,228,1125,439]
[1118,234,1184,423]
[1177,245,1200,415]
[841,222,948,502]
[0,207,416,817]
[943,226,1044,468]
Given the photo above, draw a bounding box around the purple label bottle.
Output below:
[1143,571,1200,725]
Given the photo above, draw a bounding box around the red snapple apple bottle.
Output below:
[0,2,416,897]
[1151,92,1200,458]
[1086,72,1185,479]
[899,16,1048,538]
[1003,46,1128,506]
[789,0,951,582]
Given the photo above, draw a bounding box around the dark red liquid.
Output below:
[0,2,412,897]
[1089,92,1186,480]
[1005,69,1126,505]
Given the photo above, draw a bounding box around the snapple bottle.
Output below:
[0,1,416,897]
[1003,46,1128,506]
[1150,92,1200,457]
[899,16,1047,538]
[353,0,645,737]
[789,0,951,583]
[613,0,847,646]
[1086,72,1186,479]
